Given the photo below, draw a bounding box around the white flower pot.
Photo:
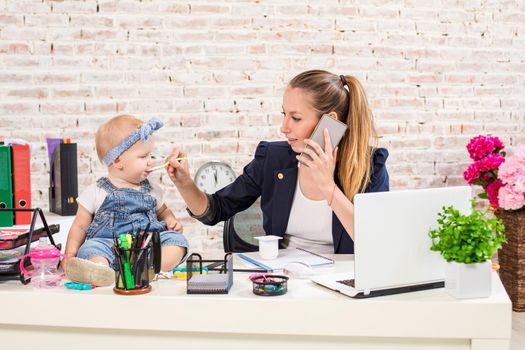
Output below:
[445,260,492,299]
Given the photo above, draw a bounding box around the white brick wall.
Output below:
[1,0,524,251]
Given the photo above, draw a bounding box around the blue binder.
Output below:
[0,144,14,226]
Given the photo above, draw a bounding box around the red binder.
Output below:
[11,144,31,225]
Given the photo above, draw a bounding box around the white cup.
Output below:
[255,235,282,260]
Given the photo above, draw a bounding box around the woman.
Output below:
[167,70,389,253]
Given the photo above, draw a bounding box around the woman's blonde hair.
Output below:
[95,114,144,163]
[288,70,378,201]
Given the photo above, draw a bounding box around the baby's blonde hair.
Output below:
[95,115,144,163]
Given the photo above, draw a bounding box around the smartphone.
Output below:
[300,114,348,160]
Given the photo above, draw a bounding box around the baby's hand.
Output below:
[166,217,184,233]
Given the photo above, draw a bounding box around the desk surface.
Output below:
[0,254,512,350]
[1,213,512,349]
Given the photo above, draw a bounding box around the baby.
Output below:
[63,115,188,286]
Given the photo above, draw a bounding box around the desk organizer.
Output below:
[0,208,60,284]
[185,253,233,294]
[113,231,160,296]
[113,245,151,295]
[250,274,289,296]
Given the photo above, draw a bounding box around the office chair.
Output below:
[222,198,264,253]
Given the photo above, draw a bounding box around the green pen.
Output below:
[119,233,135,289]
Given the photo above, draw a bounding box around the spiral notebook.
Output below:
[186,253,233,294]
[239,248,334,272]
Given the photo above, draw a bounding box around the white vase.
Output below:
[445,260,492,299]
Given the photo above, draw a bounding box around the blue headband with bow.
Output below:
[103,117,163,166]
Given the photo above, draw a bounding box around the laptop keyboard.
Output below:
[337,279,355,288]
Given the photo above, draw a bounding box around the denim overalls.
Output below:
[77,177,188,268]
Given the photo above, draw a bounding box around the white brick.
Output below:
[0,26,47,40]
[24,14,70,26]
[6,88,48,99]
[0,102,39,115]
[0,73,32,83]
[34,72,80,84]
[51,0,98,13]
[70,15,115,27]
[190,4,230,14]
[0,14,23,25]
[0,42,32,54]
[231,4,274,16]
[39,102,84,114]
[6,1,50,13]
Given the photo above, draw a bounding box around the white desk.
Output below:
[0,255,511,350]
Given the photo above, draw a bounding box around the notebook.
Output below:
[312,186,471,298]
[239,248,334,272]
[186,253,233,294]
[0,224,60,250]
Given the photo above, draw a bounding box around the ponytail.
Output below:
[337,75,378,200]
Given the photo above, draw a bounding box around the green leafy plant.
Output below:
[429,202,506,263]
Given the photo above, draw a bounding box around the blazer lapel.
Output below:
[271,166,298,235]
[332,172,344,252]
[332,213,344,253]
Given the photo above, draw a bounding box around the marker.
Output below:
[119,233,135,289]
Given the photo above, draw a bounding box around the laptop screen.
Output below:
[353,186,471,292]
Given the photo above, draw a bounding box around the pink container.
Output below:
[20,238,66,288]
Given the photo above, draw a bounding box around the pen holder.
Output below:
[113,245,152,295]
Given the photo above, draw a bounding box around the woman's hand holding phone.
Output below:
[297,114,347,201]
[298,128,339,201]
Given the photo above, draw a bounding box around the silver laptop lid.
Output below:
[353,186,471,292]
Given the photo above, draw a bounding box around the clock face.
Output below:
[194,161,236,194]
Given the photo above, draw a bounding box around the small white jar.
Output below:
[255,235,282,260]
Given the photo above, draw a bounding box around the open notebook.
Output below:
[239,248,334,272]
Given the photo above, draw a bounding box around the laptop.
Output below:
[311,186,471,298]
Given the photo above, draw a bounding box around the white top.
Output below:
[284,178,334,254]
[77,179,164,215]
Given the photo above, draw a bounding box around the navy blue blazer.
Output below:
[197,141,389,253]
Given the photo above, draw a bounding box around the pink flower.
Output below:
[477,154,505,172]
[466,135,504,161]
[463,162,480,185]
[463,135,524,210]
[487,180,504,208]
[498,154,525,186]
[513,145,525,166]
[498,185,525,210]
[516,175,525,193]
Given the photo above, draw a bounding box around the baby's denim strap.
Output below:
[139,179,152,193]
[96,177,118,193]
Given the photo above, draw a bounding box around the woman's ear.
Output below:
[327,111,339,121]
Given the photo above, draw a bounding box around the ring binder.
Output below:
[0,144,14,226]
[48,142,78,216]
